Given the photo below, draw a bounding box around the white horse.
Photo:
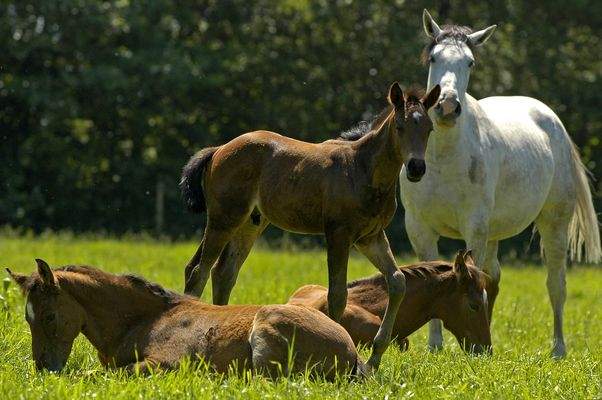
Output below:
[399,10,601,358]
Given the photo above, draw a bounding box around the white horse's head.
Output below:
[422,10,496,127]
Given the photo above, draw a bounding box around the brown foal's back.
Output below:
[7,260,361,378]
[288,250,494,354]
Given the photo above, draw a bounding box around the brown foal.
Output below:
[181,83,440,370]
[7,260,362,378]
[288,250,493,354]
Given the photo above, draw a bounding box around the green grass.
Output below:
[0,236,600,399]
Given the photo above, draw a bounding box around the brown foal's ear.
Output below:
[422,84,441,110]
[453,250,470,281]
[463,249,476,266]
[6,268,30,294]
[481,270,494,290]
[388,82,405,109]
[35,259,57,288]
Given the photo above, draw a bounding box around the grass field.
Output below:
[0,236,600,399]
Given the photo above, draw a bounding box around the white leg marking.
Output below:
[26,301,35,322]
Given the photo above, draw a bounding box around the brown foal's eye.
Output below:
[43,314,56,324]
[468,302,480,312]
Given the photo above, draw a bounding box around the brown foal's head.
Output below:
[437,250,493,354]
[387,82,440,182]
[7,259,85,372]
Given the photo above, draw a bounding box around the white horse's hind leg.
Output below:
[405,212,442,351]
[535,210,571,358]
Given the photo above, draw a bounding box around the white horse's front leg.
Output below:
[461,213,490,268]
[405,212,442,351]
[483,240,501,321]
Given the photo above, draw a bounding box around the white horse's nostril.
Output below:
[440,98,458,115]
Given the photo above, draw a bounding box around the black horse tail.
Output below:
[180,147,219,214]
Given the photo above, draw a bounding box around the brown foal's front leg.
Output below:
[325,230,351,322]
[355,230,406,371]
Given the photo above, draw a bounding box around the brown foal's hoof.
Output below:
[398,337,410,352]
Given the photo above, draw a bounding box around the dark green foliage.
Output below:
[1,1,600,256]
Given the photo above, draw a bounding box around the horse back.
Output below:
[147,302,261,373]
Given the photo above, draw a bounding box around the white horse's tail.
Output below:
[567,141,601,263]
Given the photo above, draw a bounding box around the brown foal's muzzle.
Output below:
[406,158,426,182]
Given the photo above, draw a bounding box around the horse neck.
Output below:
[354,114,404,188]
[427,93,482,164]
[394,270,451,337]
[58,273,171,357]
[349,267,457,338]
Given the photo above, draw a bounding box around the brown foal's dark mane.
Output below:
[347,261,486,290]
[42,265,184,303]
[339,86,427,142]
[339,105,393,141]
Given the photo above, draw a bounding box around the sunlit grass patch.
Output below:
[0,236,600,399]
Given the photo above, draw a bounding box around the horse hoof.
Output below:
[354,359,374,379]
[428,343,443,353]
[366,354,382,373]
[399,337,410,352]
[551,344,566,359]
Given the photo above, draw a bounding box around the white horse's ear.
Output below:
[467,25,497,46]
[423,9,442,39]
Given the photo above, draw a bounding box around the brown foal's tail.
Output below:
[180,147,219,213]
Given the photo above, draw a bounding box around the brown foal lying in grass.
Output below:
[7,259,363,378]
[181,83,441,370]
[288,250,494,354]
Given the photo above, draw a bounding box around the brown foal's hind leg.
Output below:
[184,237,204,283]
[355,230,406,371]
[325,229,352,322]
[184,222,239,296]
[211,218,269,305]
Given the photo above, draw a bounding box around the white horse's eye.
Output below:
[430,55,436,63]
[468,60,475,68]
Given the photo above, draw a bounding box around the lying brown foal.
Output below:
[7,260,362,378]
[288,250,494,354]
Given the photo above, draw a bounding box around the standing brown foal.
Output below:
[7,260,362,378]
[181,82,440,370]
[288,250,493,354]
